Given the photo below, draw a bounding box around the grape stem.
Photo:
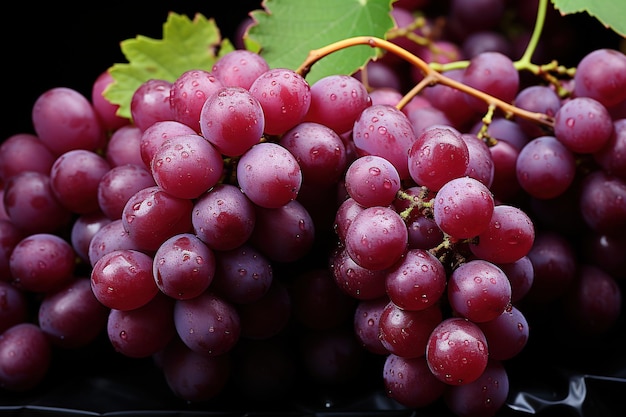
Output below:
[296,36,554,128]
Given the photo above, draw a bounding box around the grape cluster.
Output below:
[0,0,625,416]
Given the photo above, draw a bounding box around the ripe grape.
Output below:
[0,323,52,392]
[130,79,174,132]
[383,354,446,408]
[211,49,270,90]
[574,48,626,107]
[0,133,56,182]
[553,96,613,154]
[344,155,401,208]
[461,51,519,112]
[379,301,442,358]
[97,164,157,220]
[170,69,224,132]
[353,296,389,355]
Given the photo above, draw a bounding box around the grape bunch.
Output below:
[1,0,625,416]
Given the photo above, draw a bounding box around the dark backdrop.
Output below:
[1,1,261,141]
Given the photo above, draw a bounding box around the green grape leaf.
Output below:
[105,12,233,120]
[246,0,395,85]
[551,0,626,37]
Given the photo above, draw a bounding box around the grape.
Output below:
[90,249,158,311]
[236,142,302,209]
[91,69,130,132]
[461,30,512,59]
[496,255,534,303]
[139,120,197,170]
[121,186,193,252]
[210,243,272,305]
[9,233,76,293]
[107,292,176,358]
[578,171,626,234]
[333,197,365,243]
[574,48,626,107]
[0,219,24,281]
[173,290,241,356]
[130,78,174,132]
[422,69,478,129]
[169,69,224,132]
[50,149,112,214]
[160,337,231,402]
[200,86,265,157]
[562,264,622,336]
[150,133,224,199]
[461,51,519,112]
[406,106,454,136]
[513,85,562,138]
[461,134,495,187]
[353,104,417,180]
[88,219,143,267]
[330,247,387,301]
[584,232,626,280]
[408,126,469,191]
[0,281,29,334]
[516,135,576,199]
[344,155,401,208]
[478,305,529,360]
[448,259,512,323]
[304,74,371,134]
[471,117,529,151]
[353,296,389,355]
[379,301,442,358]
[279,121,347,187]
[488,138,522,202]
[104,125,144,168]
[385,248,447,311]
[152,233,215,300]
[249,68,311,136]
[192,183,256,251]
[433,176,494,240]
[3,172,71,234]
[249,199,315,263]
[38,277,109,349]
[449,0,506,33]
[407,214,444,250]
[344,206,408,271]
[32,87,104,155]
[383,354,446,408]
[211,49,270,90]
[0,323,52,392]
[368,86,403,107]
[426,317,489,385]
[97,164,156,220]
[593,118,626,179]
[469,204,535,264]
[553,97,613,154]
[70,212,112,264]
[443,359,509,417]
[0,133,56,182]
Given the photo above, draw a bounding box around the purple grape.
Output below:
[385,249,447,311]
[121,186,193,252]
[304,74,371,135]
[408,126,469,191]
[173,290,240,356]
[97,164,156,220]
[211,49,270,90]
[353,296,389,355]
[461,51,519,112]
[150,134,224,199]
[461,133,495,187]
[0,220,25,281]
[594,118,626,179]
[139,120,197,170]
[192,183,256,251]
[87,219,144,267]
[170,69,224,132]
[236,142,302,209]
[469,204,535,264]
[496,255,534,303]
[553,97,613,154]
[0,323,52,392]
[379,301,442,358]
[249,68,311,136]
[90,249,158,311]
[210,243,272,305]
[91,69,130,132]
[130,78,174,132]
[330,247,387,301]
[279,121,347,187]
[426,317,489,385]
[344,155,401,208]
[153,233,215,300]
[0,281,29,334]
[38,277,109,349]
[353,104,417,180]
[406,106,454,136]
[574,48,626,107]
[32,87,104,155]
[9,233,76,293]
[104,125,144,168]
[422,69,478,129]
[0,133,55,182]
[344,206,408,271]
[489,138,522,202]
[383,354,446,408]
[513,85,562,138]
[578,171,626,234]
[333,197,365,243]
[200,86,265,157]
[107,292,176,358]
[478,305,529,360]
[448,259,512,323]
[516,135,576,199]
[433,176,495,239]
[70,212,112,264]
[444,359,509,417]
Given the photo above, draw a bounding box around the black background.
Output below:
[1,1,262,141]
